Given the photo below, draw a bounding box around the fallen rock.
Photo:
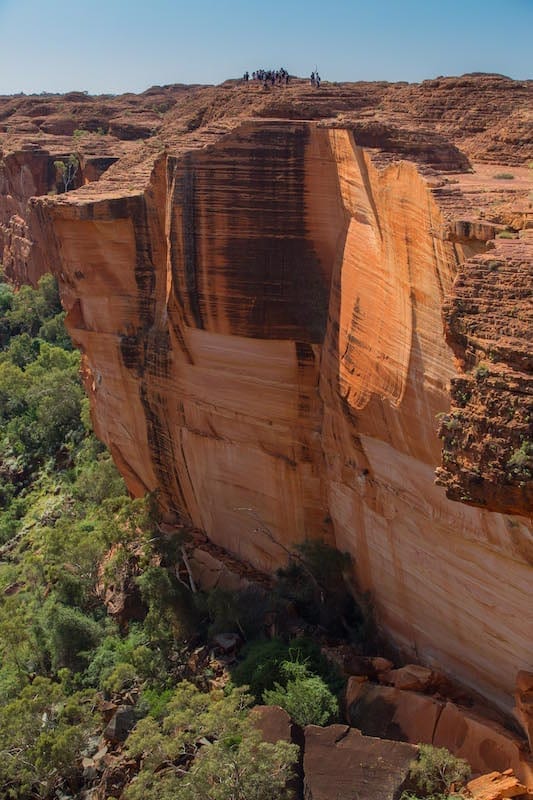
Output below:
[370,657,394,674]
[346,679,444,745]
[303,724,418,800]
[81,756,98,782]
[466,769,527,800]
[103,706,137,744]
[251,705,293,744]
[97,699,117,724]
[95,758,137,800]
[380,664,435,692]
[212,632,241,654]
[188,548,251,593]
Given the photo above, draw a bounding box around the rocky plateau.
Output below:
[0,73,532,781]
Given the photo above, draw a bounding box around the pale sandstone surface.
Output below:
[1,79,532,732]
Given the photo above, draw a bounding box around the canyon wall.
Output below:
[27,116,532,720]
[1,78,531,724]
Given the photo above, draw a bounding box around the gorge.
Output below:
[1,74,531,776]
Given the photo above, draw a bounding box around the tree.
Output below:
[125,682,298,800]
[0,677,96,799]
[53,154,79,193]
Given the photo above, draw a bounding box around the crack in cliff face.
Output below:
[24,115,533,719]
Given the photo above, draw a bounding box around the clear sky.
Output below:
[0,0,531,95]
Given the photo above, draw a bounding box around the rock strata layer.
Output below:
[0,77,531,721]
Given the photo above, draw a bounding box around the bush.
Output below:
[507,441,532,478]
[42,603,102,671]
[263,660,338,727]
[274,539,372,643]
[408,744,471,797]
[0,677,96,799]
[138,686,174,719]
[83,624,167,691]
[474,363,489,380]
[125,682,298,800]
[231,635,344,702]
[492,172,514,179]
[231,638,291,700]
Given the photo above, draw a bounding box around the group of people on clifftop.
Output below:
[241,68,323,88]
[242,68,290,88]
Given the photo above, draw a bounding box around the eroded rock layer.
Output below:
[1,78,532,721]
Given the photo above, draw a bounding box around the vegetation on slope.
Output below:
[0,271,473,800]
[0,271,343,797]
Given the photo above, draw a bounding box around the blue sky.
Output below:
[0,0,531,95]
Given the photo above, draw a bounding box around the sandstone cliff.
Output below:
[1,76,531,723]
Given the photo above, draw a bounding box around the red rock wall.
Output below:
[30,120,533,717]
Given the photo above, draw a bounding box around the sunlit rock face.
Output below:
[25,111,533,720]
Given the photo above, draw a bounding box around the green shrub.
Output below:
[42,603,102,671]
[275,539,373,644]
[83,624,167,691]
[474,363,489,380]
[231,635,344,702]
[492,172,514,179]
[0,677,96,799]
[138,686,174,719]
[263,660,338,726]
[408,743,471,796]
[507,441,532,477]
[231,638,291,700]
[102,661,138,693]
[125,682,298,800]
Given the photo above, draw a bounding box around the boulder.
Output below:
[433,702,533,790]
[303,724,418,800]
[346,679,444,745]
[466,769,527,800]
[370,657,394,674]
[212,632,241,653]
[251,705,293,744]
[103,706,137,744]
[95,758,137,800]
[380,664,435,692]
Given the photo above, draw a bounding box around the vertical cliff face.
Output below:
[24,106,533,720]
[318,133,532,714]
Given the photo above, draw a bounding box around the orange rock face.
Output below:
[1,78,532,722]
[346,679,533,788]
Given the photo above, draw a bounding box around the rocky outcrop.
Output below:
[346,679,533,788]
[303,724,417,800]
[466,770,529,800]
[437,242,533,515]
[1,78,532,724]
